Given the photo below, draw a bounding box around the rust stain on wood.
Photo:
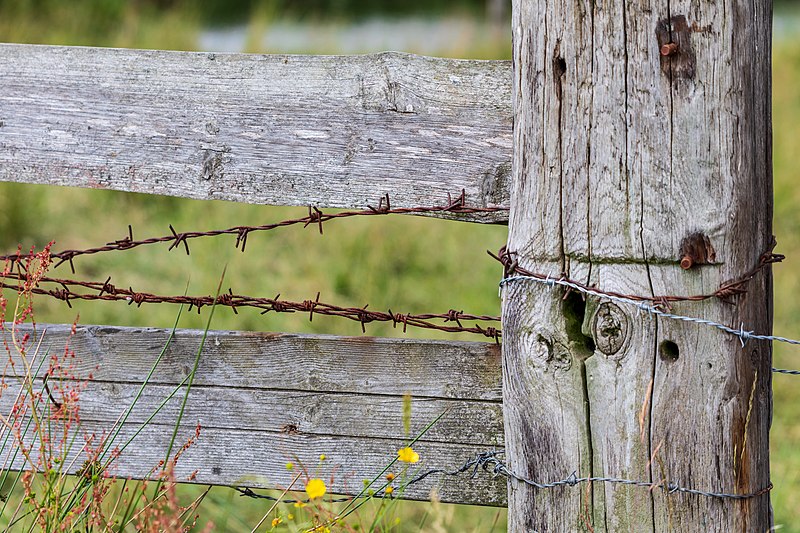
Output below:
[679,231,716,270]
[656,15,696,79]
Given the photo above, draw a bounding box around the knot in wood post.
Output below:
[592,302,628,356]
[532,333,572,371]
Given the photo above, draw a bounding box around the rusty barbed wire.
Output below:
[0,273,502,342]
[491,236,783,307]
[0,190,508,274]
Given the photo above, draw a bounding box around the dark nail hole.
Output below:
[554,56,567,77]
[659,340,680,362]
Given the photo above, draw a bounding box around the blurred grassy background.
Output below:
[1,0,799,530]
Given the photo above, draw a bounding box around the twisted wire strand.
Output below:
[236,450,772,504]
[500,275,800,348]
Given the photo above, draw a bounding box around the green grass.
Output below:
[769,36,800,532]
[2,2,800,531]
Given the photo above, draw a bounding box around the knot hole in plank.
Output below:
[383,75,420,114]
[480,161,512,207]
[562,290,595,357]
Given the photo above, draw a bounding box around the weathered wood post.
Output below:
[502,0,773,530]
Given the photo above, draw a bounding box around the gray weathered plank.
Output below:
[1,323,505,505]
[0,43,511,222]
[0,381,504,447]
[4,421,506,505]
[504,0,772,531]
[11,324,502,401]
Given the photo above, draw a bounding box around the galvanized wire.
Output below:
[409,450,772,500]
[500,274,800,349]
[772,367,800,376]
[236,450,772,505]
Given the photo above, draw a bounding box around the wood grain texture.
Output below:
[0,44,511,222]
[6,422,506,506]
[15,324,502,400]
[2,323,505,505]
[503,0,772,530]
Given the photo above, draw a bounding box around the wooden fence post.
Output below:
[502,0,773,530]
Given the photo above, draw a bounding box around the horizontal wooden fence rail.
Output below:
[0,42,511,509]
[0,44,511,223]
[2,323,506,506]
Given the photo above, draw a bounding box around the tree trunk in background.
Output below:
[502,0,773,530]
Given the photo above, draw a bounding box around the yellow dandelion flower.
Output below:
[385,486,394,495]
[319,454,326,461]
[293,501,306,508]
[386,472,395,482]
[305,478,327,500]
[397,447,419,463]
[287,514,294,521]
[271,517,282,527]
